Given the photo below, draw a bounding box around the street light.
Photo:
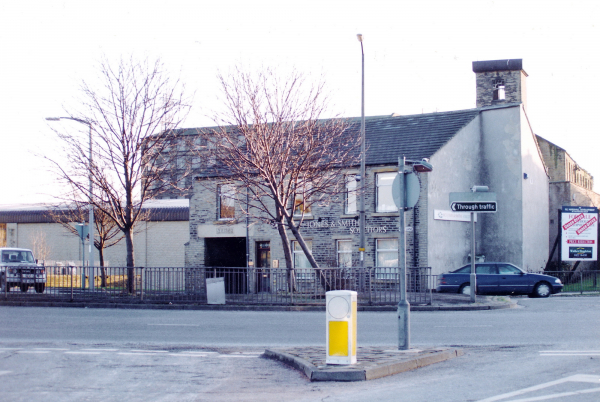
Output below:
[396,157,433,350]
[357,34,366,268]
[46,117,95,291]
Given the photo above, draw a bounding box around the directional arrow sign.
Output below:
[451,202,497,212]
[449,191,497,213]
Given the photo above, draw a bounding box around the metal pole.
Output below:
[358,34,366,268]
[88,122,95,291]
[470,212,477,303]
[81,224,85,290]
[398,157,410,350]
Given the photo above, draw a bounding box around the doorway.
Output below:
[255,241,270,292]
[205,237,246,293]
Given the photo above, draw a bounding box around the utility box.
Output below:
[206,277,226,305]
[326,290,357,365]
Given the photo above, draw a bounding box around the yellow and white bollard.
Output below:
[326,290,357,365]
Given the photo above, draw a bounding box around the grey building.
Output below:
[184,59,550,275]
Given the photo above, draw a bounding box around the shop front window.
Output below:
[337,240,353,268]
[375,238,398,279]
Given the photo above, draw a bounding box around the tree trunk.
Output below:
[98,247,107,287]
[275,216,295,292]
[286,216,332,292]
[125,228,135,293]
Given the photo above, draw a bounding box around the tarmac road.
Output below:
[1,296,599,401]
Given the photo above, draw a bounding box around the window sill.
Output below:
[372,212,399,217]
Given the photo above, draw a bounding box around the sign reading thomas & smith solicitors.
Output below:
[561,206,598,261]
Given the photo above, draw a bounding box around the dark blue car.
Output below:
[436,263,563,297]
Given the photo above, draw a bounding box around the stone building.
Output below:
[535,136,599,267]
[184,59,550,277]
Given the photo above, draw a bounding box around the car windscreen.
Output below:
[1,250,34,263]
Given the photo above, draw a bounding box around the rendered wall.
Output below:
[427,115,482,276]
[519,108,549,271]
[11,221,188,267]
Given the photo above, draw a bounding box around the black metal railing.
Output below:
[1,265,434,306]
[539,270,600,294]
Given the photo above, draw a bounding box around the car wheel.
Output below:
[34,283,45,294]
[532,282,551,298]
[459,284,471,295]
[20,284,29,292]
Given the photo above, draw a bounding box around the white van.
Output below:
[0,248,46,293]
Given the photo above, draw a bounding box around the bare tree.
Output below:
[198,67,361,289]
[47,56,192,292]
[47,201,126,287]
[28,229,51,262]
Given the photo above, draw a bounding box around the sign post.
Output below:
[75,223,89,290]
[449,188,497,303]
[393,157,432,350]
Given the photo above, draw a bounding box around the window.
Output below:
[292,240,312,268]
[337,240,353,268]
[293,182,312,216]
[375,238,398,279]
[376,172,398,212]
[498,264,522,275]
[0,223,5,247]
[493,79,505,101]
[345,175,357,214]
[218,183,235,220]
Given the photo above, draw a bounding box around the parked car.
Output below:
[436,262,563,298]
[0,247,46,293]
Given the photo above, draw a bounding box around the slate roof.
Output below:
[0,200,189,224]
[352,108,481,166]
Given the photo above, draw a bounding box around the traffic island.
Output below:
[264,346,464,382]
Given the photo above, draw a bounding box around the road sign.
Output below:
[449,192,497,213]
[75,224,89,241]
[392,172,420,210]
[450,202,497,212]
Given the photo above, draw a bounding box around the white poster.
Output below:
[561,206,598,261]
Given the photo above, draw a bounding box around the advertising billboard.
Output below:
[561,206,598,261]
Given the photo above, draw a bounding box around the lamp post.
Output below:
[357,34,366,268]
[46,117,95,290]
[395,158,433,350]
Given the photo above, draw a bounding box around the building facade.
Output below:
[184,59,550,275]
[0,200,189,267]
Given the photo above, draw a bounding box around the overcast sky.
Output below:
[1,0,599,205]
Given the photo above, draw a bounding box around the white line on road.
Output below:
[434,325,493,328]
[64,351,102,355]
[147,324,200,327]
[80,349,118,352]
[33,348,69,351]
[168,353,210,357]
[477,374,600,402]
[0,371,12,376]
[129,350,169,353]
[17,351,50,354]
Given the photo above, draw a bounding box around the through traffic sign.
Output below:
[450,202,497,212]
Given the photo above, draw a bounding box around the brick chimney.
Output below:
[473,59,527,111]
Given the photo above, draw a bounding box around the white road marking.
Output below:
[540,350,600,356]
[0,371,12,376]
[505,387,600,402]
[477,374,600,402]
[80,348,118,352]
[218,354,261,358]
[168,353,210,357]
[17,350,50,354]
[64,351,102,355]
[33,348,69,351]
[129,350,168,353]
[147,324,200,327]
[434,325,493,328]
